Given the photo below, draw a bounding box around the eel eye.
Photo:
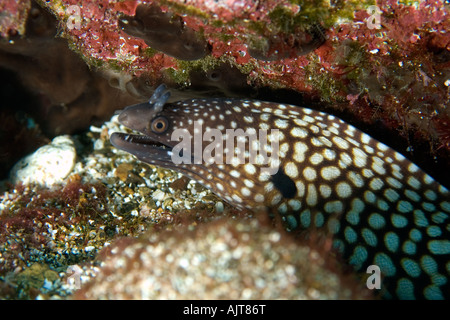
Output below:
[150,116,169,133]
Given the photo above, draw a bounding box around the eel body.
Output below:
[111,84,450,299]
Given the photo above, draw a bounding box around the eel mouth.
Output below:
[110,132,173,162]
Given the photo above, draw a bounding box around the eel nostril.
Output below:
[118,112,128,124]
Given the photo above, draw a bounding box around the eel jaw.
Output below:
[110,132,173,163]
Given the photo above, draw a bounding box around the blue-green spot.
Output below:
[286,215,298,230]
[368,213,386,229]
[349,245,368,269]
[421,255,437,275]
[396,278,415,300]
[431,274,447,286]
[314,212,324,227]
[397,200,413,213]
[352,198,365,213]
[402,240,416,255]
[426,226,442,237]
[332,239,345,254]
[344,226,357,244]
[431,212,447,224]
[413,210,429,227]
[384,232,399,252]
[407,177,420,189]
[387,177,402,189]
[346,210,360,225]
[300,210,311,228]
[409,228,422,242]
[424,190,437,201]
[327,217,340,234]
[391,214,408,228]
[384,189,400,202]
[428,240,450,255]
[324,200,343,214]
[405,189,420,202]
[377,199,389,211]
[440,201,450,213]
[423,174,434,185]
[422,202,435,212]
[374,253,396,277]
[362,228,377,247]
[401,258,421,278]
[424,285,444,300]
[364,191,376,203]
[384,188,400,202]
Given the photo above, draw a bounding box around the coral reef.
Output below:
[1,0,449,182]
[8,0,443,181]
[0,0,449,300]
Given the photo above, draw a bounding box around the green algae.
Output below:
[159,0,210,20]
[142,47,158,58]
[303,55,346,103]
[167,55,252,87]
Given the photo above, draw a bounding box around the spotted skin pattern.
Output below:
[111,85,450,299]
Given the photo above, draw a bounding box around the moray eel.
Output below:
[111,84,450,299]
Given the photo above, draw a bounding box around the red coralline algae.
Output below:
[0,0,31,37]
[2,0,449,176]
[0,179,109,273]
[31,0,331,83]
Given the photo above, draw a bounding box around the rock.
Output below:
[73,217,372,300]
[10,135,76,187]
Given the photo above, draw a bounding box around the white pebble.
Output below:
[152,189,166,201]
[10,135,76,187]
[215,201,224,213]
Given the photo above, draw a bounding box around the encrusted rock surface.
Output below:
[74,216,372,300]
